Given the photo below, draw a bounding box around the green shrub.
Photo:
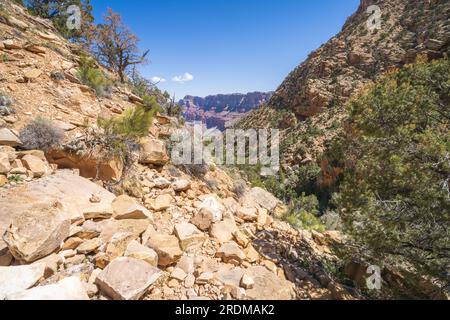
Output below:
[76,56,112,97]
[331,57,450,290]
[97,105,156,139]
[281,193,325,232]
[19,118,64,151]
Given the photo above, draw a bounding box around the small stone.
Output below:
[196,272,214,285]
[240,274,255,289]
[77,238,103,254]
[146,233,182,267]
[148,194,172,212]
[153,177,170,189]
[171,268,187,281]
[112,195,152,220]
[216,242,245,266]
[61,237,84,250]
[21,154,47,178]
[182,274,195,289]
[177,256,195,274]
[124,240,158,267]
[172,179,191,192]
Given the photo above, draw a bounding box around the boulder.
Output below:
[146,233,182,267]
[96,257,161,300]
[23,68,43,80]
[210,221,234,243]
[148,194,172,212]
[215,242,245,266]
[0,170,115,234]
[112,195,152,220]
[21,154,47,177]
[174,223,207,251]
[152,177,170,189]
[237,207,258,222]
[172,179,191,192]
[124,240,158,267]
[245,266,296,300]
[33,253,62,278]
[46,150,123,182]
[77,238,103,254]
[7,277,89,300]
[3,203,71,263]
[171,268,187,281]
[95,232,137,269]
[0,128,22,147]
[198,196,224,222]
[139,138,169,166]
[0,263,46,299]
[190,208,215,231]
[241,187,280,212]
[0,152,10,174]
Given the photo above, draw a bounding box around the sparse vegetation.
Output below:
[76,56,112,97]
[19,118,64,151]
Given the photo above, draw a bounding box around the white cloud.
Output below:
[151,76,166,83]
[172,72,194,83]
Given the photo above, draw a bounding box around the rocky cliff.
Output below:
[238,0,450,167]
[180,92,273,130]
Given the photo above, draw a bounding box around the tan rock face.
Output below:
[245,266,296,300]
[46,150,123,182]
[216,242,245,266]
[112,195,152,220]
[146,233,182,267]
[7,277,90,300]
[21,154,47,177]
[0,175,8,187]
[241,187,280,212]
[190,208,214,231]
[139,138,169,166]
[0,128,22,147]
[148,194,172,212]
[174,223,207,251]
[96,257,161,300]
[172,179,191,192]
[3,203,71,263]
[0,152,10,174]
[0,170,116,232]
[124,240,158,267]
[0,263,46,299]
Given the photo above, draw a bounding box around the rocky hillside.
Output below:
[180,92,273,130]
[238,0,450,168]
[0,1,359,301]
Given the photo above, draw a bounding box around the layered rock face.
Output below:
[238,0,450,165]
[180,92,273,130]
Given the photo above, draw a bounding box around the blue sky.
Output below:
[92,0,360,99]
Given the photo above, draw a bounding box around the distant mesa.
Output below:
[179,92,273,131]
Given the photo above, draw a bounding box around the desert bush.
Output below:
[19,118,64,151]
[0,95,14,116]
[232,179,247,198]
[183,163,209,178]
[76,56,112,97]
[330,57,450,290]
[280,193,325,232]
[97,104,156,139]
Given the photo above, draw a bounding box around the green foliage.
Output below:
[331,58,450,289]
[76,56,112,96]
[280,193,325,232]
[24,0,94,44]
[97,104,156,139]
